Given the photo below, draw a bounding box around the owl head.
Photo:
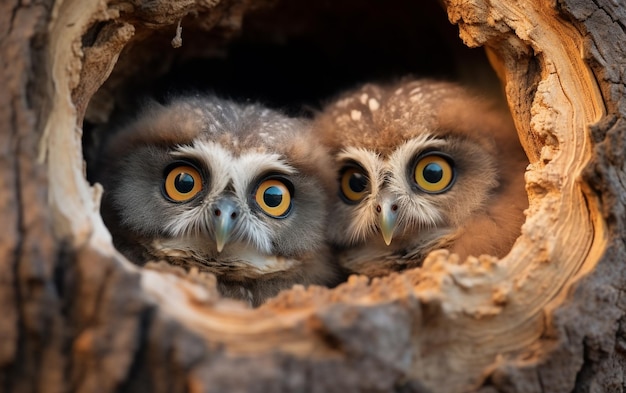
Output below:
[94,95,336,281]
[314,79,527,275]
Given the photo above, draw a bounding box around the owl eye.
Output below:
[254,178,292,218]
[163,164,203,202]
[413,152,455,193]
[340,166,369,203]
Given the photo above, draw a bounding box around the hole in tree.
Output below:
[82,0,513,304]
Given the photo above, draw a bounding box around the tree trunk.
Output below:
[1,0,625,392]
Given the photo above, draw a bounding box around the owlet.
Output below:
[314,79,528,277]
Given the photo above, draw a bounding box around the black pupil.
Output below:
[175,173,195,193]
[263,186,283,207]
[349,172,367,192]
[423,163,444,183]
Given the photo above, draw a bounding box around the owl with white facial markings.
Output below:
[314,79,528,277]
[93,95,341,306]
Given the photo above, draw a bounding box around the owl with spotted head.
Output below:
[93,95,341,306]
[314,79,528,277]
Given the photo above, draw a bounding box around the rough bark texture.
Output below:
[1,0,625,392]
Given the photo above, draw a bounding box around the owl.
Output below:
[92,95,341,306]
[314,79,528,277]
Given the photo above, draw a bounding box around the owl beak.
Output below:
[212,199,239,253]
[377,198,399,246]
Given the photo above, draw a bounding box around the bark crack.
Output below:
[588,0,626,55]
[70,259,114,392]
[7,95,26,392]
[8,3,19,36]
[590,0,626,32]
[537,368,547,393]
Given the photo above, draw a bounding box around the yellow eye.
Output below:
[340,167,369,203]
[254,179,292,218]
[163,165,203,202]
[414,153,455,193]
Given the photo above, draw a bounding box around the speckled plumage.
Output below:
[314,79,528,277]
[93,95,341,306]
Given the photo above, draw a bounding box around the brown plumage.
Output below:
[314,79,528,277]
[92,95,341,306]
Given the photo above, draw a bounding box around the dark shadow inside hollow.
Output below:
[147,0,500,115]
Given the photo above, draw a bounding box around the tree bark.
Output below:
[1,0,625,392]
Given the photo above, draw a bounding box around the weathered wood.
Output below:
[0,2,62,393]
[1,0,625,392]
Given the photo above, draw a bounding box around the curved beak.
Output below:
[377,196,399,246]
[212,199,239,253]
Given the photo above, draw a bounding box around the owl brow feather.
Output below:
[171,141,233,195]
